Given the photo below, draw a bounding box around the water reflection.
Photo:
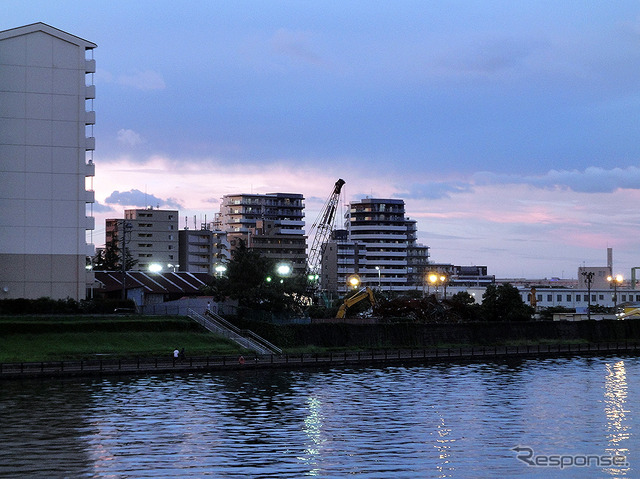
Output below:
[0,357,639,477]
[604,359,631,476]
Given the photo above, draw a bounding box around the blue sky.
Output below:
[3,1,640,278]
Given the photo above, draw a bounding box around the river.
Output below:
[0,355,637,478]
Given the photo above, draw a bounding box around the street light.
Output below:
[607,274,623,310]
[375,266,381,289]
[347,274,360,289]
[428,273,449,299]
[214,263,227,277]
[275,262,292,283]
[276,263,292,277]
[582,271,594,320]
[148,263,162,273]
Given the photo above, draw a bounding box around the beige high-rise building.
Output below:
[0,23,97,300]
[213,192,307,275]
[105,209,179,272]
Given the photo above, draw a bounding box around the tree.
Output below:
[481,283,533,322]
[447,291,482,322]
[95,236,120,271]
[93,235,137,271]
[203,241,307,315]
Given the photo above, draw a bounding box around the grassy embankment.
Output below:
[0,315,245,363]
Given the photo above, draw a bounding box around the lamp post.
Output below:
[440,274,449,299]
[375,266,381,289]
[607,274,623,311]
[582,271,594,320]
[214,263,227,277]
[428,273,449,299]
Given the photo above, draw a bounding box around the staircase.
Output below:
[187,309,282,356]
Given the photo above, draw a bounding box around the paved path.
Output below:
[1,342,638,380]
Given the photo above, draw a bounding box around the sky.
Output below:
[3,1,640,279]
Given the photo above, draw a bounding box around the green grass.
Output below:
[0,316,246,362]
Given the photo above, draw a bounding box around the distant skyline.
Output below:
[3,1,640,278]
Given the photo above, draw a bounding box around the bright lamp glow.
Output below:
[148,263,162,273]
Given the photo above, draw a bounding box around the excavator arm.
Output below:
[336,287,376,318]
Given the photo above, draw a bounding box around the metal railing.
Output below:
[1,342,638,379]
[187,309,282,355]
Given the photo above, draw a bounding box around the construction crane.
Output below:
[306,178,346,284]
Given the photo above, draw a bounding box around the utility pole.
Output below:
[582,271,594,320]
[121,220,132,300]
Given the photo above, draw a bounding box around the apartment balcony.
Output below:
[85,137,95,150]
[85,161,95,177]
[85,85,96,99]
[85,59,96,73]
[350,233,408,241]
[350,224,407,232]
[365,250,408,257]
[86,243,96,256]
[363,259,407,267]
[85,189,95,203]
[85,216,95,230]
[85,110,96,125]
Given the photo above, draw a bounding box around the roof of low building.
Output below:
[94,271,212,294]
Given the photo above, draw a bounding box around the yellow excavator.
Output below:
[336,287,376,319]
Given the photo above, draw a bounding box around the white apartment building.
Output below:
[106,209,179,272]
[322,198,430,295]
[0,23,96,300]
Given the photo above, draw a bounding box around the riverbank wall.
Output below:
[236,318,640,349]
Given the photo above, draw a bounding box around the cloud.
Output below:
[271,29,322,65]
[90,201,116,213]
[474,166,640,193]
[104,189,182,209]
[117,129,145,147]
[99,69,166,91]
[436,36,545,76]
[394,181,474,200]
[395,166,640,201]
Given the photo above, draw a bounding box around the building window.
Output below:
[622,295,627,302]
[547,295,552,302]
[576,294,581,302]
[592,295,596,302]
[566,294,571,302]
[599,295,604,301]
[557,295,562,302]
[537,294,542,301]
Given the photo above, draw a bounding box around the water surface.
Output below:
[0,356,636,477]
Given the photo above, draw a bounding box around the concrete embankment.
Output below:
[237,318,640,350]
[2,342,639,380]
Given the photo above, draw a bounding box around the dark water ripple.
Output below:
[0,356,637,478]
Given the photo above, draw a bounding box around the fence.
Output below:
[1,342,638,379]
